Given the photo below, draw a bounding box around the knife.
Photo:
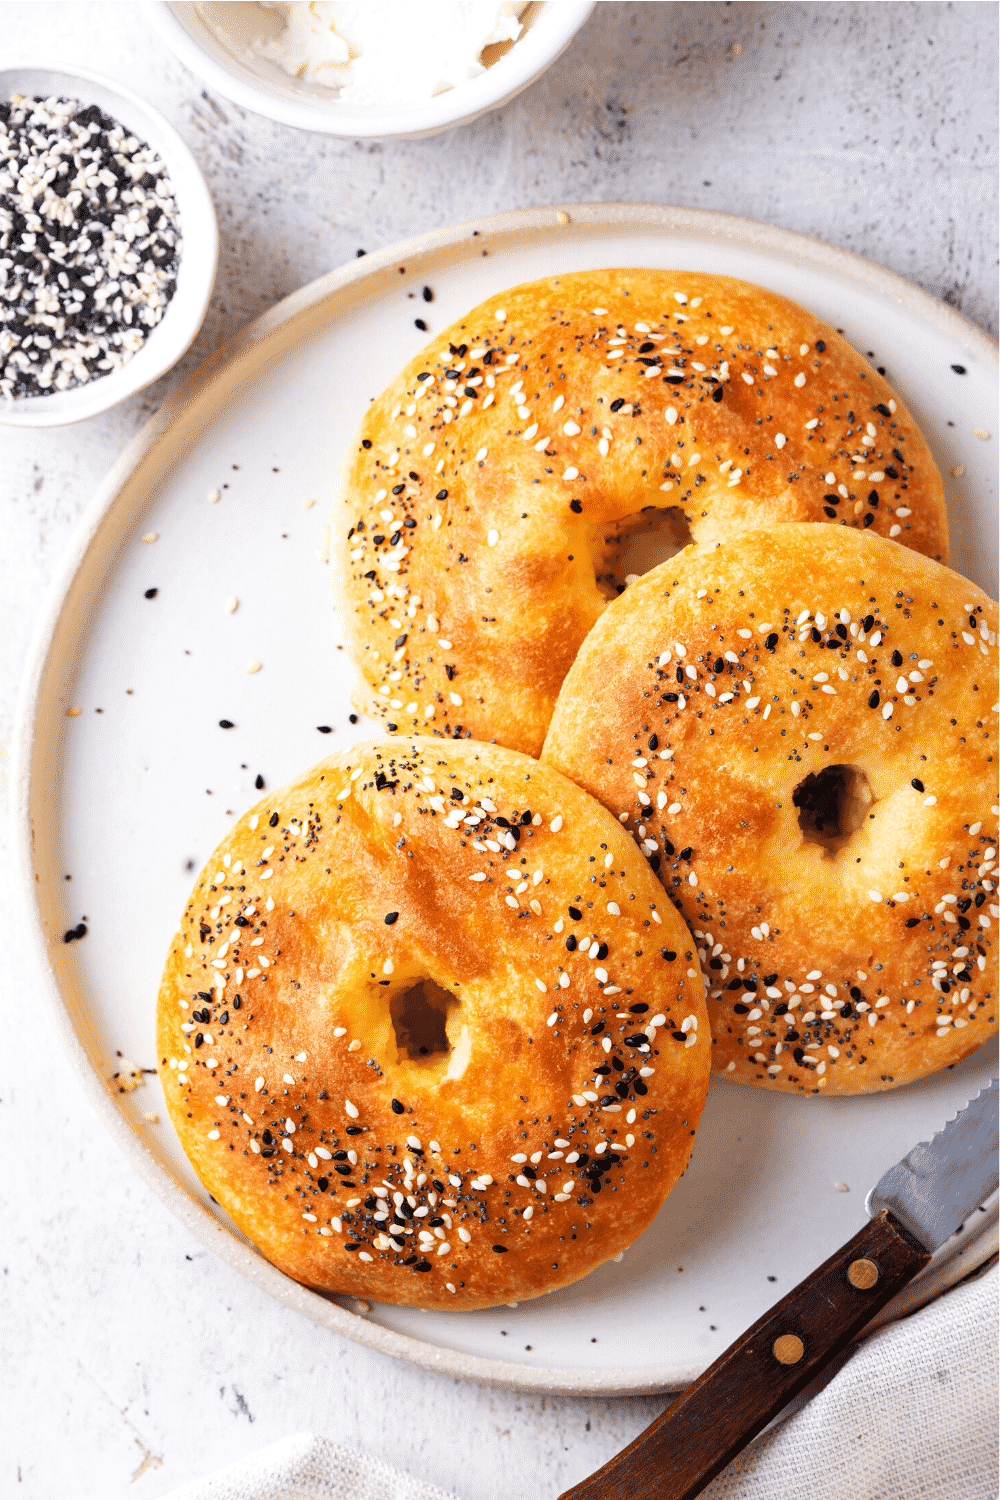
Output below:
[559,1079,998,1500]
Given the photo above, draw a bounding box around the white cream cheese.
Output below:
[255,1,528,104]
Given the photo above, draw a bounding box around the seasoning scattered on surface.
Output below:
[0,95,182,400]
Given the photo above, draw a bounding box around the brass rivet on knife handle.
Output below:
[848,1257,879,1289]
[771,1333,805,1365]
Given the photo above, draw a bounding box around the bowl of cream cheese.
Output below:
[143,2,594,140]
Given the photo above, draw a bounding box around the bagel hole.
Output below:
[390,978,458,1071]
[593,507,694,600]
[794,764,874,852]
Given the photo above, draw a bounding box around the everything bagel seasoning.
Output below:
[0,94,182,400]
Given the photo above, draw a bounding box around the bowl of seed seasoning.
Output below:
[0,65,218,427]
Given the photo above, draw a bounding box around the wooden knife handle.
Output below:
[558,1211,930,1500]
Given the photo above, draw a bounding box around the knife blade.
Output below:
[559,1082,999,1500]
[865,1077,999,1250]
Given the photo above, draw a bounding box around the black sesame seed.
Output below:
[566,935,578,951]
[384,911,399,925]
[950,364,967,375]
[662,950,676,961]
[629,1002,649,1013]
[255,774,265,789]
[414,318,427,331]
[219,719,234,729]
[568,906,582,920]
[269,812,279,826]
[712,386,724,402]
[570,499,583,513]
[436,489,448,500]
[869,690,880,708]
[391,1098,405,1113]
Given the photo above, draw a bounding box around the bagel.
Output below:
[542,525,997,1095]
[156,738,709,1310]
[340,269,948,758]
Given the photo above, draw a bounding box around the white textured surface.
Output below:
[1,4,997,1497]
[152,1266,1000,1500]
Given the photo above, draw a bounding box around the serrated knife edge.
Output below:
[866,1077,999,1251]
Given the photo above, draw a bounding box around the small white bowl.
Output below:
[0,65,218,429]
[143,1,595,140]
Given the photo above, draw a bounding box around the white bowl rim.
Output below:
[0,60,219,428]
[142,0,596,140]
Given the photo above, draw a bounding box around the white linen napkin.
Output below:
[163,1264,997,1500]
[161,1432,461,1500]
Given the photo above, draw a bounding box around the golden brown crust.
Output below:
[157,739,709,1309]
[339,270,948,757]
[542,525,997,1095]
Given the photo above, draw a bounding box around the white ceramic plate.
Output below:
[15,204,999,1395]
[0,64,218,428]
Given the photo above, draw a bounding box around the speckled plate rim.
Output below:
[13,202,999,1396]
